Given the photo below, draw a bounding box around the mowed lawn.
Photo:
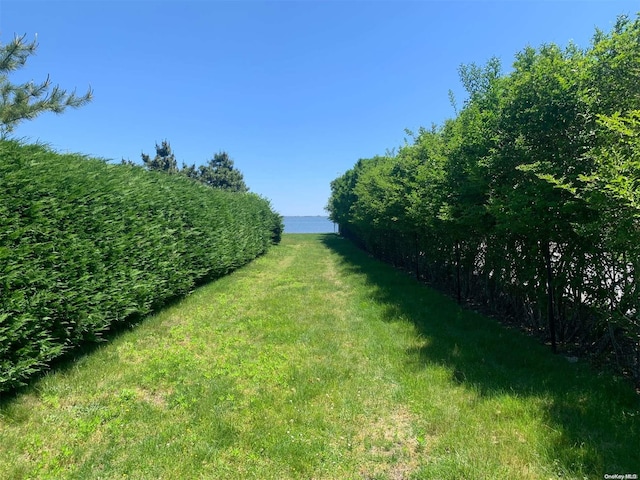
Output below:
[1,234,638,479]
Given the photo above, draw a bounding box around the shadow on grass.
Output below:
[0,301,167,408]
[0,259,255,408]
[321,234,640,475]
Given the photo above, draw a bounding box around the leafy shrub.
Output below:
[0,140,281,393]
[327,15,640,384]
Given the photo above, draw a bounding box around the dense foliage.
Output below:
[0,140,282,392]
[327,15,640,383]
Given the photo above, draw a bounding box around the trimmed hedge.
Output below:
[0,140,282,393]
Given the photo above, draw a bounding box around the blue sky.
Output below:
[0,1,634,215]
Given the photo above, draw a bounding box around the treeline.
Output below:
[131,140,249,193]
[0,140,282,393]
[327,15,640,383]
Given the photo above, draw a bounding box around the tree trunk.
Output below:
[414,232,420,280]
[455,240,462,304]
[543,240,557,353]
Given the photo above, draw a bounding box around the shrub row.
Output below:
[0,140,282,393]
[328,15,640,384]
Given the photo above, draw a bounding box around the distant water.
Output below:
[283,216,337,234]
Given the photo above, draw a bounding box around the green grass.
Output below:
[1,234,638,479]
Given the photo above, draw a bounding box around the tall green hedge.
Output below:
[0,140,282,393]
[328,14,640,384]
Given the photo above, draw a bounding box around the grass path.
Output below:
[1,234,638,479]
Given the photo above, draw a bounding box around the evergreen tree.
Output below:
[0,34,92,138]
[141,141,249,193]
[141,140,178,174]
[194,151,248,192]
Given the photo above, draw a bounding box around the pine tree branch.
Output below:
[0,34,92,137]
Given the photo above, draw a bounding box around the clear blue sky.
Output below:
[0,1,634,215]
